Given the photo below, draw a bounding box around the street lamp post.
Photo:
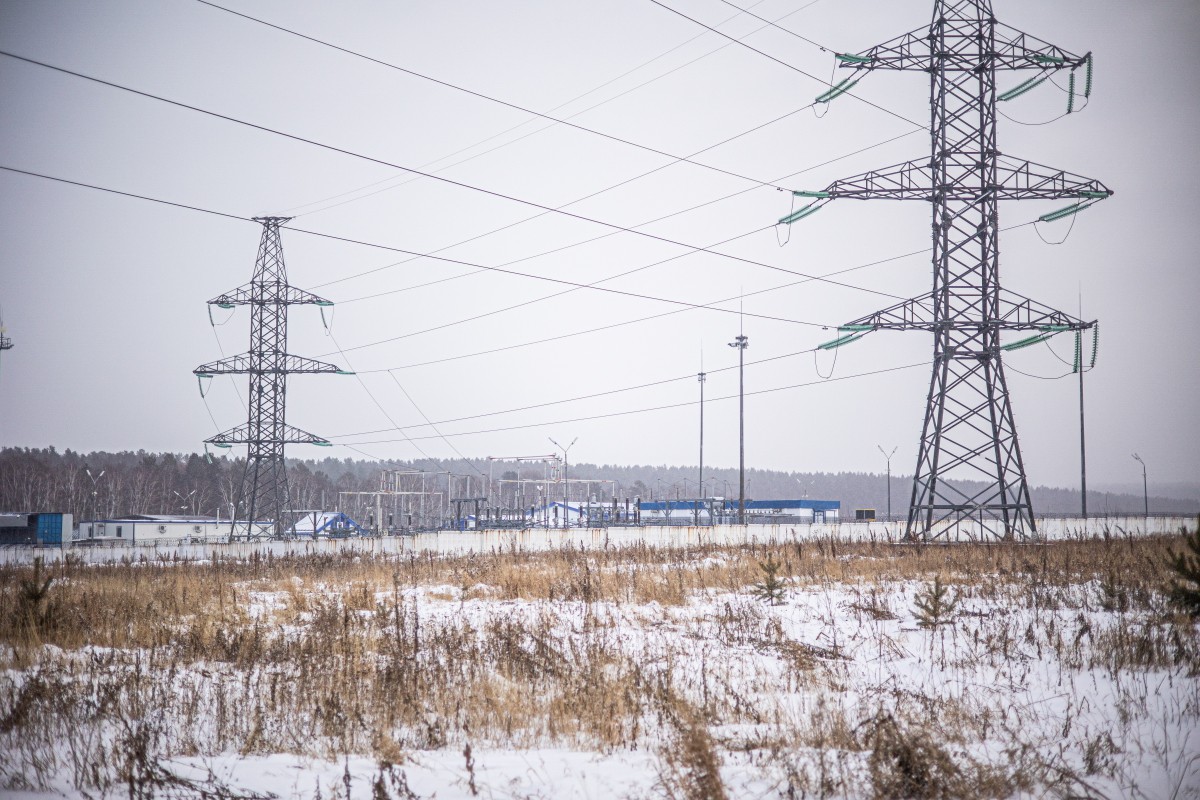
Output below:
[549,436,577,530]
[728,334,749,524]
[85,468,105,536]
[173,489,197,515]
[877,445,897,521]
[1132,453,1148,518]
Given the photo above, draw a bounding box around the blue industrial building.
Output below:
[0,512,73,547]
[639,498,839,525]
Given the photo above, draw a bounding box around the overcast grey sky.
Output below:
[1,0,1197,491]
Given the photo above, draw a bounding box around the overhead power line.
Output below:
[317,125,920,295]
[337,361,930,445]
[195,0,787,192]
[0,164,830,330]
[647,0,926,131]
[279,0,827,219]
[711,0,832,51]
[1,162,1034,372]
[281,222,834,329]
[314,128,923,355]
[330,345,826,440]
[346,243,932,372]
[0,50,905,304]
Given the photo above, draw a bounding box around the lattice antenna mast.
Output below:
[781,1,1110,541]
[194,217,348,538]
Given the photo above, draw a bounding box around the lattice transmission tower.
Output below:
[194,217,347,538]
[782,1,1110,540]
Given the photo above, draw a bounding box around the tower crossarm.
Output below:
[830,22,1087,74]
[795,156,1109,203]
[826,289,1093,340]
[993,289,1093,331]
[193,353,347,375]
[819,159,934,201]
[832,26,931,72]
[206,422,330,447]
[991,23,1088,71]
[208,283,333,308]
[839,293,938,331]
[993,156,1111,201]
[781,155,1110,224]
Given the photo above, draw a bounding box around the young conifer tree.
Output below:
[751,555,787,606]
[1166,519,1200,617]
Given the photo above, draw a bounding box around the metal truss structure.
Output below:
[194,217,346,538]
[786,1,1110,540]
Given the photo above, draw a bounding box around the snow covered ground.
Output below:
[2,534,1198,798]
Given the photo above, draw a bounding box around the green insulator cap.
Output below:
[999,75,1049,102]
[835,53,872,64]
[793,190,831,198]
[1039,202,1090,223]
[1002,333,1052,351]
[778,203,823,225]
[817,332,866,351]
[815,77,860,104]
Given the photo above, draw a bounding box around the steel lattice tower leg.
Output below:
[781,0,1110,540]
[195,217,346,538]
[911,3,1034,540]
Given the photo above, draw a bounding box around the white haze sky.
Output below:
[0,0,1197,491]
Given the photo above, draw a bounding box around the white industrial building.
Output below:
[76,514,227,545]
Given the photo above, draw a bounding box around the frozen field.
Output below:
[2,530,1198,798]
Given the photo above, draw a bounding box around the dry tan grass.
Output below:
[0,533,1184,653]
[0,532,1195,797]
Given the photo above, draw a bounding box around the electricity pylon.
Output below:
[194,217,347,538]
[782,1,1110,541]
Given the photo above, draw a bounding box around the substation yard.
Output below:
[2,533,1198,799]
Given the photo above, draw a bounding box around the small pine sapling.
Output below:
[751,555,788,606]
[19,556,55,631]
[1165,519,1200,617]
[912,575,959,629]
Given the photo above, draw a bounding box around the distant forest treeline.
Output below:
[1,447,1196,522]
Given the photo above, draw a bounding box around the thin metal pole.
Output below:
[1133,453,1148,519]
[877,446,896,521]
[698,370,706,503]
[1078,346,1088,520]
[739,343,744,525]
[729,334,748,524]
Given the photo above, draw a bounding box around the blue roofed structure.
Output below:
[639,498,839,524]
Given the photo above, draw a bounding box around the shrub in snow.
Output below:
[912,576,958,629]
[1166,519,1200,617]
[750,555,788,606]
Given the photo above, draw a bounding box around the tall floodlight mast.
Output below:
[194,217,347,538]
[784,1,1110,541]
